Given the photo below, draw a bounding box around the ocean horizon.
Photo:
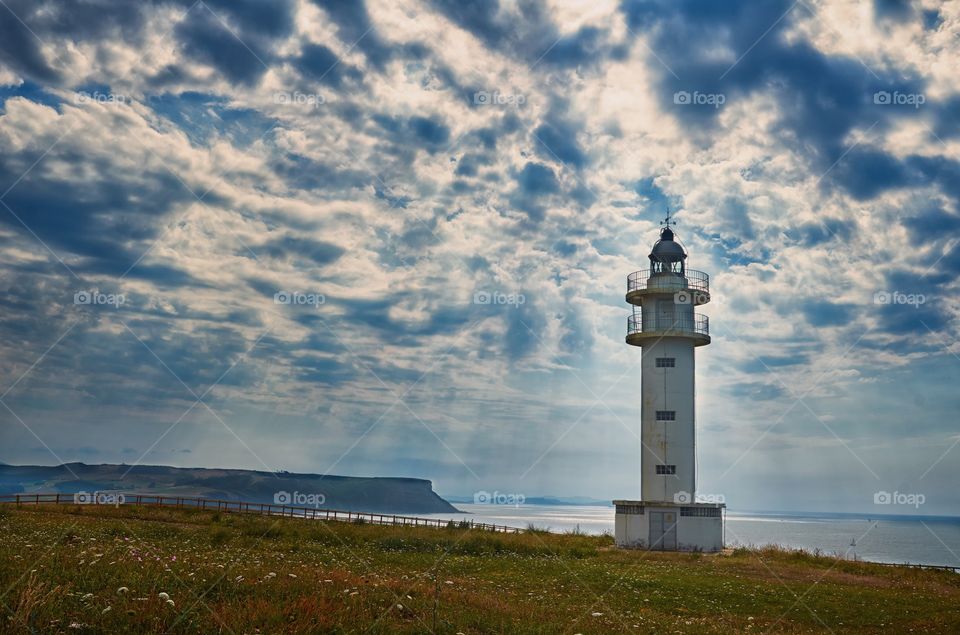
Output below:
[426,504,960,568]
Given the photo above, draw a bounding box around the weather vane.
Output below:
[660,206,677,228]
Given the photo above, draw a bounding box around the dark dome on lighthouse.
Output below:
[649,225,687,270]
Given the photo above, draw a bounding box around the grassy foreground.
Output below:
[1,505,958,633]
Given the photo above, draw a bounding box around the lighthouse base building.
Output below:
[614,222,725,552]
[613,500,724,551]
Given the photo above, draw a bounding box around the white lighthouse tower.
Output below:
[614,216,724,551]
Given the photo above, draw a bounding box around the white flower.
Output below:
[116,587,129,595]
[165,599,175,608]
[158,592,170,601]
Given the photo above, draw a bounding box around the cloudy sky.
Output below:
[0,0,957,515]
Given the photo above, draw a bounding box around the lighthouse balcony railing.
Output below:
[627,312,709,337]
[627,269,709,295]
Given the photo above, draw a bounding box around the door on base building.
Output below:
[649,511,677,550]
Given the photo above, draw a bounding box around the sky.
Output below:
[0,0,958,516]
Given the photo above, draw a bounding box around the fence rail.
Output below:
[870,560,959,572]
[627,269,710,296]
[0,493,524,534]
[627,310,710,337]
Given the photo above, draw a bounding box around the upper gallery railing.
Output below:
[626,269,710,296]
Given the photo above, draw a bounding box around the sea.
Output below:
[423,504,960,568]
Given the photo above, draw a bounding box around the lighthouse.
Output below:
[613,216,724,551]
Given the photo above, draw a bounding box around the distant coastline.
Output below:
[0,462,458,515]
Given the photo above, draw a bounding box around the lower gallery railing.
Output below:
[627,312,709,337]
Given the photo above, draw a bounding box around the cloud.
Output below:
[312,0,395,70]
[0,0,957,514]
[511,162,559,221]
[294,43,362,87]
[261,235,346,266]
[176,11,273,86]
[428,0,614,69]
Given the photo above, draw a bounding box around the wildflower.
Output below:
[101,607,112,615]
[166,599,175,608]
[158,592,170,601]
[117,587,129,595]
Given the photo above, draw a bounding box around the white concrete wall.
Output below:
[639,330,696,502]
[615,505,723,552]
[615,509,649,548]
[676,515,724,552]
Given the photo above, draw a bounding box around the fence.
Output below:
[869,560,959,573]
[0,493,524,533]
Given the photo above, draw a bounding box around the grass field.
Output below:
[1,504,958,633]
